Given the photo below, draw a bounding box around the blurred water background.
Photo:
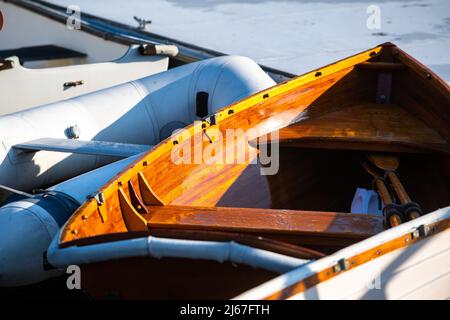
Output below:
[49,0,450,81]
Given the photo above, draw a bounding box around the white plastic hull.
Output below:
[0,2,173,114]
[0,50,169,115]
[0,1,129,64]
[295,228,450,300]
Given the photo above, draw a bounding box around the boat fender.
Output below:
[25,191,79,226]
[0,191,79,286]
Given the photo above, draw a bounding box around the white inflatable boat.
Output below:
[0,152,142,286]
[0,55,275,191]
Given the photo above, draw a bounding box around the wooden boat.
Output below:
[15,43,450,298]
[0,0,293,114]
[0,55,275,286]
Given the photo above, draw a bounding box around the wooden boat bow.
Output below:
[59,43,450,260]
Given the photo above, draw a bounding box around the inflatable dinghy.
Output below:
[0,55,275,191]
[0,153,142,286]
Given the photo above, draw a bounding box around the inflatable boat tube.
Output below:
[0,56,275,191]
[0,152,307,286]
[0,153,142,286]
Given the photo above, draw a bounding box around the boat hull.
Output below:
[294,228,450,300]
[235,208,450,300]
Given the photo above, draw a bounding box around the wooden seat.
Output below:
[253,103,450,154]
[115,183,385,248]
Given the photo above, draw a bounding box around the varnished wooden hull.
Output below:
[53,43,450,299]
[81,258,276,300]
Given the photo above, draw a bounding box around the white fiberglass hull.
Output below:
[0,1,129,64]
[0,1,176,114]
[235,207,450,300]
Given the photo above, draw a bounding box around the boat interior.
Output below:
[57,43,450,299]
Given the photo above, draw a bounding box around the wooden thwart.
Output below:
[143,205,384,245]
[253,103,449,154]
[356,62,406,71]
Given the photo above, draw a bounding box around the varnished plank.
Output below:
[392,46,450,141]
[138,171,164,206]
[356,62,405,71]
[145,205,384,239]
[254,103,449,153]
[118,188,148,231]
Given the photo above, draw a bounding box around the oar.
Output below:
[367,153,421,220]
[360,159,402,227]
